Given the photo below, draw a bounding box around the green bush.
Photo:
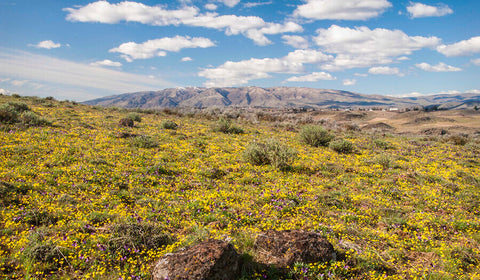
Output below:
[299,125,334,147]
[243,138,297,170]
[119,118,134,127]
[19,111,51,127]
[161,120,179,130]
[129,135,158,148]
[127,113,142,122]
[330,139,354,154]
[0,102,30,124]
[213,117,244,134]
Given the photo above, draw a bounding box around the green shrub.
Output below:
[0,102,31,124]
[129,135,158,149]
[161,120,179,130]
[127,112,142,122]
[5,101,30,113]
[119,117,134,127]
[373,139,392,150]
[299,125,334,147]
[243,138,297,170]
[107,223,174,263]
[448,135,468,146]
[19,111,51,127]
[330,139,354,154]
[213,117,244,134]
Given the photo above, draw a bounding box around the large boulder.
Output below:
[152,239,241,280]
[254,230,335,269]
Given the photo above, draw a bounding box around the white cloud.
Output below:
[216,0,241,7]
[397,56,410,61]
[282,35,309,49]
[406,2,453,18]
[29,40,62,49]
[354,73,368,77]
[10,80,29,87]
[181,57,193,62]
[243,1,273,8]
[0,50,176,100]
[368,66,403,76]
[204,3,218,10]
[64,1,198,24]
[294,0,392,20]
[198,49,332,87]
[399,89,479,97]
[437,36,480,57]
[64,1,301,45]
[90,59,122,67]
[314,25,441,71]
[0,88,11,94]
[343,79,356,86]
[472,58,480,65]
[415,62,462,72]
[285,72,335,82]
[109,36,215,61]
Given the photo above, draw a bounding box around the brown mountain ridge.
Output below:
[83,87,480,110]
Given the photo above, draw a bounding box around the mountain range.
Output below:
[84,87,480,110]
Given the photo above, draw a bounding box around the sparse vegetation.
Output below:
[1,94,480,279]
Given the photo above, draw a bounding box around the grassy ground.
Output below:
[0,94,479,279]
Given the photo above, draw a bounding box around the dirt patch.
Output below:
[362,122,395,131]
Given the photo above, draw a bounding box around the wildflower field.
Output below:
[1,95,479,279]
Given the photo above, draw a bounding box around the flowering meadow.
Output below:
[0,95,479,279]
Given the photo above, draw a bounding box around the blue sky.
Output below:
[1,0,479,101]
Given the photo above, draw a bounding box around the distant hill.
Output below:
[84,87,480,109]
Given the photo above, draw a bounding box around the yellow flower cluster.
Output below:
[0,96,479,279]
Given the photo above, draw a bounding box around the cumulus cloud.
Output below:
[415,62,462,72]
[0,49,176,100]
[368,66,403,76]
[198,49,332,87]
[181,57,193,62]
[285,72,335,82]
[406,2,453,18]
[29,40,62,49]
[204,3,218,10]
[64,1,302,45]
[216,0,241,7]
[109,36,215,61]
[282,35,309,49]
[472,58,480,65]
[294,0,392,20]
[314,25,441,71]
[343,79,356,86]
[437,36,480,57]
[90,59,122,67]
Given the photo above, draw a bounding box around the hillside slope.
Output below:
[84,87,423,109]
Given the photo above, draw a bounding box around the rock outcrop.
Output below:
[152,231,336,279]
[254,230,335,269]
[152,239,241,280]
